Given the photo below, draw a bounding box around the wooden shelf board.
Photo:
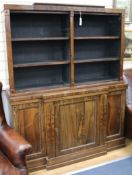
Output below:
[14,58,119,68]
[14,60,70,68]
[12,37,70,42]
[15,83,70,91]
[74,57,119,63]
[75,78,119,85]
[74,36,120,40]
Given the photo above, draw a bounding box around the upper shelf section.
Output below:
[74,14,121,37]
[11,13,70,39]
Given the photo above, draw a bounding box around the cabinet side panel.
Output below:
[17,108,40,153]
[12,102,43,159]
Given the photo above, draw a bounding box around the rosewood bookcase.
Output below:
[4,3,127,172]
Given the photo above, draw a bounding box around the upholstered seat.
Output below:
[0,82,32,175]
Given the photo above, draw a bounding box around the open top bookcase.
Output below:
[4,4,126,172]
[4,3,125,94]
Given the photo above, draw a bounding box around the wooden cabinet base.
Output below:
[9,82,126,172]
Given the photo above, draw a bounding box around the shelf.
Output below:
[76,78,119,85]
[15,82,69,91]
[74,36,120,40]
[14,60,70,68]
[14,58,119,68]
[74,57,119,64]
[12,37,70,42]
[12,36,119,42]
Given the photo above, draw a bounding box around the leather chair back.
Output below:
[0,82,6,127]
[124,69,132,139]
[124,69,132,107]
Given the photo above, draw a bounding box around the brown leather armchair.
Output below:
[124,69,132,139]
[0,82,32,175]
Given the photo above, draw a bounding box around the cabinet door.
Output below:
[45,94,104,157]
[107,90,125,141]
[12,100,45,160]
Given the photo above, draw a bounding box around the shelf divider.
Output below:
[70,11,75,86]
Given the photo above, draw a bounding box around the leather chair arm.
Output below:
[0,124,32,169]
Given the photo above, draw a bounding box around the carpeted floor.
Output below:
[66,156,132,175]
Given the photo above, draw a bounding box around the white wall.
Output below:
[0,0,126,125]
